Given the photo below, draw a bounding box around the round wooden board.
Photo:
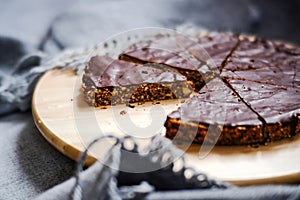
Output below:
[32,69,300,186]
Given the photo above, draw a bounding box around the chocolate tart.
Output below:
[82,55,193,106]
[82,32,300,145]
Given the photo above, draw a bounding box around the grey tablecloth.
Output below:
[1,0,300,199]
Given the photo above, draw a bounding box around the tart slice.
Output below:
[120,32,239,70]
[164,78,264,145]
[225,78,300,142]
[221,36,300,88]
[119,34,214,91]
[82,55,193,106]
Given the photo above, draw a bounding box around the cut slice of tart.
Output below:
[224,78,300,142]
[164,78,264,145]
[119,32,239,90]
[221,36,300,88]
[82,55,193,106]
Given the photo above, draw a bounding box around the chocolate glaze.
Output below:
[168,78,262,126]
[222,36,300,88]
[83,55,115,88]
[83,55,188,88]
[120,32,239,71]
[222,65,299,88]
[117,64,186,85]
[119,34,204,71]
[193,32,239,70]
[226,79,300,124]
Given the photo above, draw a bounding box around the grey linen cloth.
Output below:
[34,135,300,200]
[1,0,300,199]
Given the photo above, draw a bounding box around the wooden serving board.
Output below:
[32,69,300,185]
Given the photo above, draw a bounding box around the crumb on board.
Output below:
[127,104,135,108]
[152,101,161,105]
[120,110,126,115]
[249,144,260,148]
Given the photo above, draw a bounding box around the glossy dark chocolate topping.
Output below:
[83,55,114,88]
[120,34,203,71]
[226,78,300,123]
[83,55,187,88]
[121,32,239,71]
[168,78,262,126]
[222,36,300,88]
[192,32,239,69]
[117,64,186,85]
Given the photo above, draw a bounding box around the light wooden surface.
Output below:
[32,69,300,185]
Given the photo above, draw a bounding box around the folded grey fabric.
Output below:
[36,135,229,200]
[0,37,36,115]
[35,135,300,200]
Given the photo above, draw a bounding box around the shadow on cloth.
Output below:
[15,113,76,192]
